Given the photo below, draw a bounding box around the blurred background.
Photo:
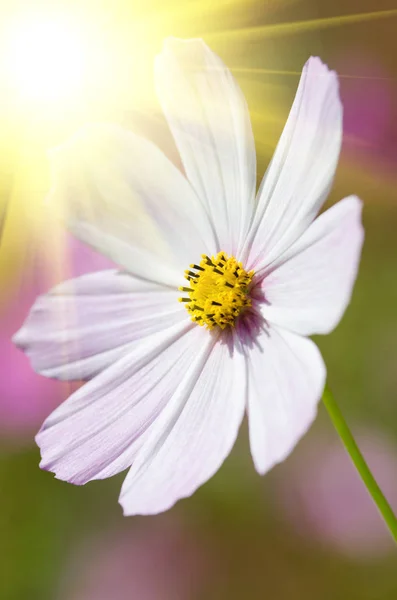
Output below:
[1,0,397,598]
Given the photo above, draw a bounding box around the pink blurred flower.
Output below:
[336,49,397,173]
[341,52,392,151]
[61,518,212,600]
[0,232,113,442]
[276,428,397,559]
[0,276,64,440]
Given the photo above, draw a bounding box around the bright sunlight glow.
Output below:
[4,15,87,105]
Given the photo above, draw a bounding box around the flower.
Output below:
[13,38,364,515]
[341,51,392,152]
[276,429,397,559]
[60,518,212,600]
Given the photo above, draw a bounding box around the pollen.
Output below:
[178,252,254,330]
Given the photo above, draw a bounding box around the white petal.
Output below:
[259,196,364,336]
[13,270,186,380]
[247,325,326,475]
[120,330,246,515]
[155,38,257,256]
[49,123,216,287]
[35,321,206,484]
[245,57,342,271]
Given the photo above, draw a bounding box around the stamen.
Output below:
[190,264,205,271]
[180,251,254,330]
[203,255,215,266]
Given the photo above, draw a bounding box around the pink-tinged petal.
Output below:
[259,196,364,336]
[245,57,342,271]
[247,325,326,475]
[36,321,207,484]
[120,330,246,515]
[155,38,256,256]
[48,123,216,287]
[13,270,185,381]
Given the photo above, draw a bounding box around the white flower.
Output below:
[14,38,364,515]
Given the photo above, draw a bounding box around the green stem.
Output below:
[322,384,397,544]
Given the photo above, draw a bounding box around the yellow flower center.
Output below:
[179,252,254,330]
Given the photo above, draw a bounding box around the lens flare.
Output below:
[4,15,86,105]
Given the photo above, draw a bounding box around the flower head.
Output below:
[14,38,364,515]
